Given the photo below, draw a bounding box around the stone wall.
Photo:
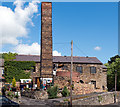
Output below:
[54,76,103,95]
[21,90,48,99]
[33,62,107,94]
[72,92,115,105]
[52,92,120,106]
[54,63,107,90]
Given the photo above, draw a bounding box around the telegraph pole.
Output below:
[70,40,73,106]
[114,70,117,103]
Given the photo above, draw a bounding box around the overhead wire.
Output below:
[73,42,88,57]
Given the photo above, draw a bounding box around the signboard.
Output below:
[20,79,32,83]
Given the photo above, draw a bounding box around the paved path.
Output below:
[20,96,51,107]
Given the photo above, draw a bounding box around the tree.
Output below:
[12,77,16,88]
[108,55,120,64]
[105,57,120,91]
[2,52,18,61]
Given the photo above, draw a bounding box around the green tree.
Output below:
[105,57,120,91]
[12,77,16,88]
[4,61,35,83]
[108,55,120,64]
[2,52,18,61]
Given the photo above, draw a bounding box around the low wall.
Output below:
[52,92,120,106]
[21,90,48,99]
[72,92,115,105]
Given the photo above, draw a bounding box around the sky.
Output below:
[0,1,118,63]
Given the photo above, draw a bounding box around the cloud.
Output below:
[53,50,61,56]
[14,42,40,55]
[14,42,61,56]
[0,0,40,45]
[94,46,101,51]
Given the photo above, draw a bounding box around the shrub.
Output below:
[15,92,19,98]
[61,86,70,97]
[7,91,12,96]
[47,86,58,99]
[12,77,16,88]
[98,95,102,103]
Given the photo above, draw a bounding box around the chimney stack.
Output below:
[40,2,53,78]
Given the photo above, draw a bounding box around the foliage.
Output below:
[105,57,120,91]
[7,91,12,96]
[47,86,58,99]
[7,91,14,98]
[61,86,70,97]
[12,77,16,88]
[98,95,102,103]
[108,55,120,64]
[63,98,69,102]
[4,61,35,83]
[15,92,19,98]
[2,52,18,61]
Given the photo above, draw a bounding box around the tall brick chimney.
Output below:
[40,2,53,78]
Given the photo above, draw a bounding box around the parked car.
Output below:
[0,95,19,107]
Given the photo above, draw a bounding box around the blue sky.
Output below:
[1,1,118,63]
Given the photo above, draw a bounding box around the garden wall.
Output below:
[52,92,120,106]
[21,90,48,99]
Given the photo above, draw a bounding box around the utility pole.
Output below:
[114,70,117,103]
[70,40,73,107]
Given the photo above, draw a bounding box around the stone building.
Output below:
[13,2,107,94]
[14,55,107,93]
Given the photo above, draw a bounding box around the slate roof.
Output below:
[14,55,103,64]
[101,65,107,69]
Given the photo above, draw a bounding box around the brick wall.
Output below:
[40,2,53,78]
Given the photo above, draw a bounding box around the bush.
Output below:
[47,86,58,99]
[12,77,16,88]
[7,91,12,96]
[61,86,70,97]
[15,92,19,98]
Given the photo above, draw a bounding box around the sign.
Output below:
[20,79,32,83]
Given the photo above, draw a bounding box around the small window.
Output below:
[102,86,105,90]
[76,66,83,73]
[90,67,96,74]
[62,66,68,70]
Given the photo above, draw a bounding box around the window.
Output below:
[90,67,96,74]
[76,66,83,73]
[91,81,96,89]
[62,66,68,70]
